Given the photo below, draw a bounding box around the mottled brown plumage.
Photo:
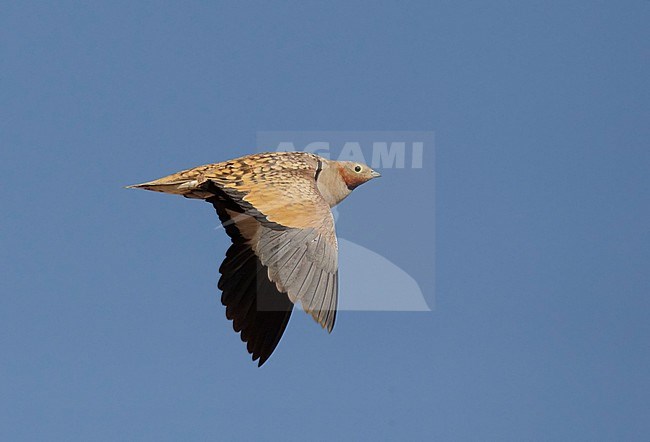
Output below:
[128,151,380,365]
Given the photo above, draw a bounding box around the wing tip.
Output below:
[257,355,269,367]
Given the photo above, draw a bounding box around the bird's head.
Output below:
[336,161,381,190]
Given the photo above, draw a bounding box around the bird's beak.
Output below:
[370,170,381,178]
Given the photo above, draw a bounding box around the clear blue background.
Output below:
[2,1,648,440]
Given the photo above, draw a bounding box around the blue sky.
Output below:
[2,1,649,440]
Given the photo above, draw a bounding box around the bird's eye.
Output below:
[354,165,362,173]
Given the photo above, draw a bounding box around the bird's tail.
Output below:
[126,170,210,199]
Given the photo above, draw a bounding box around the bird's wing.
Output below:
[203,153,338,331]
[208,190,293,366]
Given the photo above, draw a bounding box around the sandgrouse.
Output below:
[128,151,380,365]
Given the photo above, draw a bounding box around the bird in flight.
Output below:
[128,151,380,366]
